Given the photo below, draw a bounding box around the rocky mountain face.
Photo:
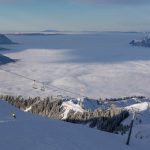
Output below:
[0,34,15,45]
[0,34,16,64]
[0,54,15,65]
[130,36,150,47]
[0,47,9,51]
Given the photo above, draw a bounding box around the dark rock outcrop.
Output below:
[0,54,15,65]
[130,36,150,47]
[0,34,15,44]
[0,47,9,51]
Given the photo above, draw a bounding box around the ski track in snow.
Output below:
[1,99,150,150]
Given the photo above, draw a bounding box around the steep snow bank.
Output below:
[125,102,150,112]
[0,99,149,150]
[121,99,150,143]
[0,101,130,150]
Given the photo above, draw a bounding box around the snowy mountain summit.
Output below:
[130,35,150,47]
[61,97,100,119]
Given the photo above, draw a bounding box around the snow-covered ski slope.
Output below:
[1,32,150,98]
[124,101,150,142]
[0,99,149,150]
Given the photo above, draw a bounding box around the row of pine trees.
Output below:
[0,94,129,133]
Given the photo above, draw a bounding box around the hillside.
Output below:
[0,99,149,150]
[0,33,150,150]
[0,34,16,65]
[0,47,9,51]
[0,54,15,65]
[0,34,15,45]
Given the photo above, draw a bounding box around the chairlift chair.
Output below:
[32,80,38,89]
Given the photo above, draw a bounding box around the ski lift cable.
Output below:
[46,84,85,97]
[0,68,35,82]
[0,67,87,98]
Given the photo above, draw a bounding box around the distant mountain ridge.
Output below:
[0,47,9,51]
[43,29,60,32]
[130,35,150,47]
[0,54,15,65]
[0,34,16,45]
[0,34,16,64]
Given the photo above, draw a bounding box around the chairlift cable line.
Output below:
[0,67,87,98]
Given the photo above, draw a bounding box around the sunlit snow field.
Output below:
[1,32,150,99]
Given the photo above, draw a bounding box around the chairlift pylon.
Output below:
[41,82,45,91]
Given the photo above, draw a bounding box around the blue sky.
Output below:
[0,0,150,32]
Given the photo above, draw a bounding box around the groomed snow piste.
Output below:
[0,99,149,150]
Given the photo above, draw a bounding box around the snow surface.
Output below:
[61,100,84,119]
[123,101,150,143]
[24,106,32,112]
[0,99,149,150]
[125,102,150,112]
[1,33,150,149]
[61,97,100,119]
